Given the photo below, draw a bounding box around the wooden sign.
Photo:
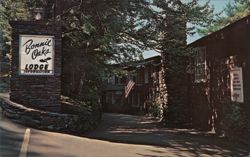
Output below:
[19,35,54,75]
[230,67,244,103]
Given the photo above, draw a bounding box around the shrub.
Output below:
[149,103,162,118]
[220,102,249,142]
[61,95,102,130]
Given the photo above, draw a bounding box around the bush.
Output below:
[220,102,249,142]
[61,95,92,115]
[61,95,102,130]
[148,103,162,118]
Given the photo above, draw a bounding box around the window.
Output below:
[195,47,206,83]
[108,76,115,85]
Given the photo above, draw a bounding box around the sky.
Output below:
[143,0,233,59]
[187,0,234,44]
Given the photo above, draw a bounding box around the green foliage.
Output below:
[0,0,216,125]
[149,102,162,118]
[61,95,101,130]
[60,0,152,64]
[0,0,154,104]
[61,95,92,114]
[0,0,30,56]
[198,0,250,36]
[220,102,249,142]
[60,0,155,102]
[149,0,214,127]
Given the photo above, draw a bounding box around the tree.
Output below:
[198,0,250,36]
[0,0,155,102]
[0,0,215,123]
[56,0,155,101]
[146,0,214,126]
[0,0,29,57]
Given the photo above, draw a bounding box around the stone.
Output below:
[19,115,40,127]
[0,96,99,134]
[3,111,19,119]
[9,21,62,112]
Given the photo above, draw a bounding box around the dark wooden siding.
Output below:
[189,15,250,139]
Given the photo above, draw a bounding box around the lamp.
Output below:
[32,8,44,20]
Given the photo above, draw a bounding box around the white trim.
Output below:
[194,47,207,83]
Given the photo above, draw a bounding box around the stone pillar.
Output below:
[10,21,61,112]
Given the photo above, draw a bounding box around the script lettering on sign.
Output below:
[19,35,54,75]
[230,67,244,103]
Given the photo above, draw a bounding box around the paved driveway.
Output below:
[1,115,192,157]
[85,113,249,157]
[3,111,248,157]
[0,107,27,157]
[0,106,249,157]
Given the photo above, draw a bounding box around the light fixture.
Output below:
[35,12,42,20]
[33,8,44,21]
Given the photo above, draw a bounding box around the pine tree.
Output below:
[0,0,215,116]
[0,0,154,102]
[0,0,29,57]
[148,0,214,127]
[56,0,155,101]
[198,0,250,36]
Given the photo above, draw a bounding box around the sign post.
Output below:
[10,21,61,112]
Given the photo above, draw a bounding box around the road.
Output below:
[0,107,25,157]
[0,111,193,157]
[0,110,249,157]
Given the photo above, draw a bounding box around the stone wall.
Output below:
[0,94,97,133]
[10,21,61,112]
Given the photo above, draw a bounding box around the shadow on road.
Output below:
[27,129,83,157]
[0,115,24,157]
[85,113,249,157]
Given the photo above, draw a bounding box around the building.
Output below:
[188,14,250,136]
[102,56,166,114]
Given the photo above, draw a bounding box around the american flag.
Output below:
[124,79,135,98]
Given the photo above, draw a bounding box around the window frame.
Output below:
[194,47,207,83]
